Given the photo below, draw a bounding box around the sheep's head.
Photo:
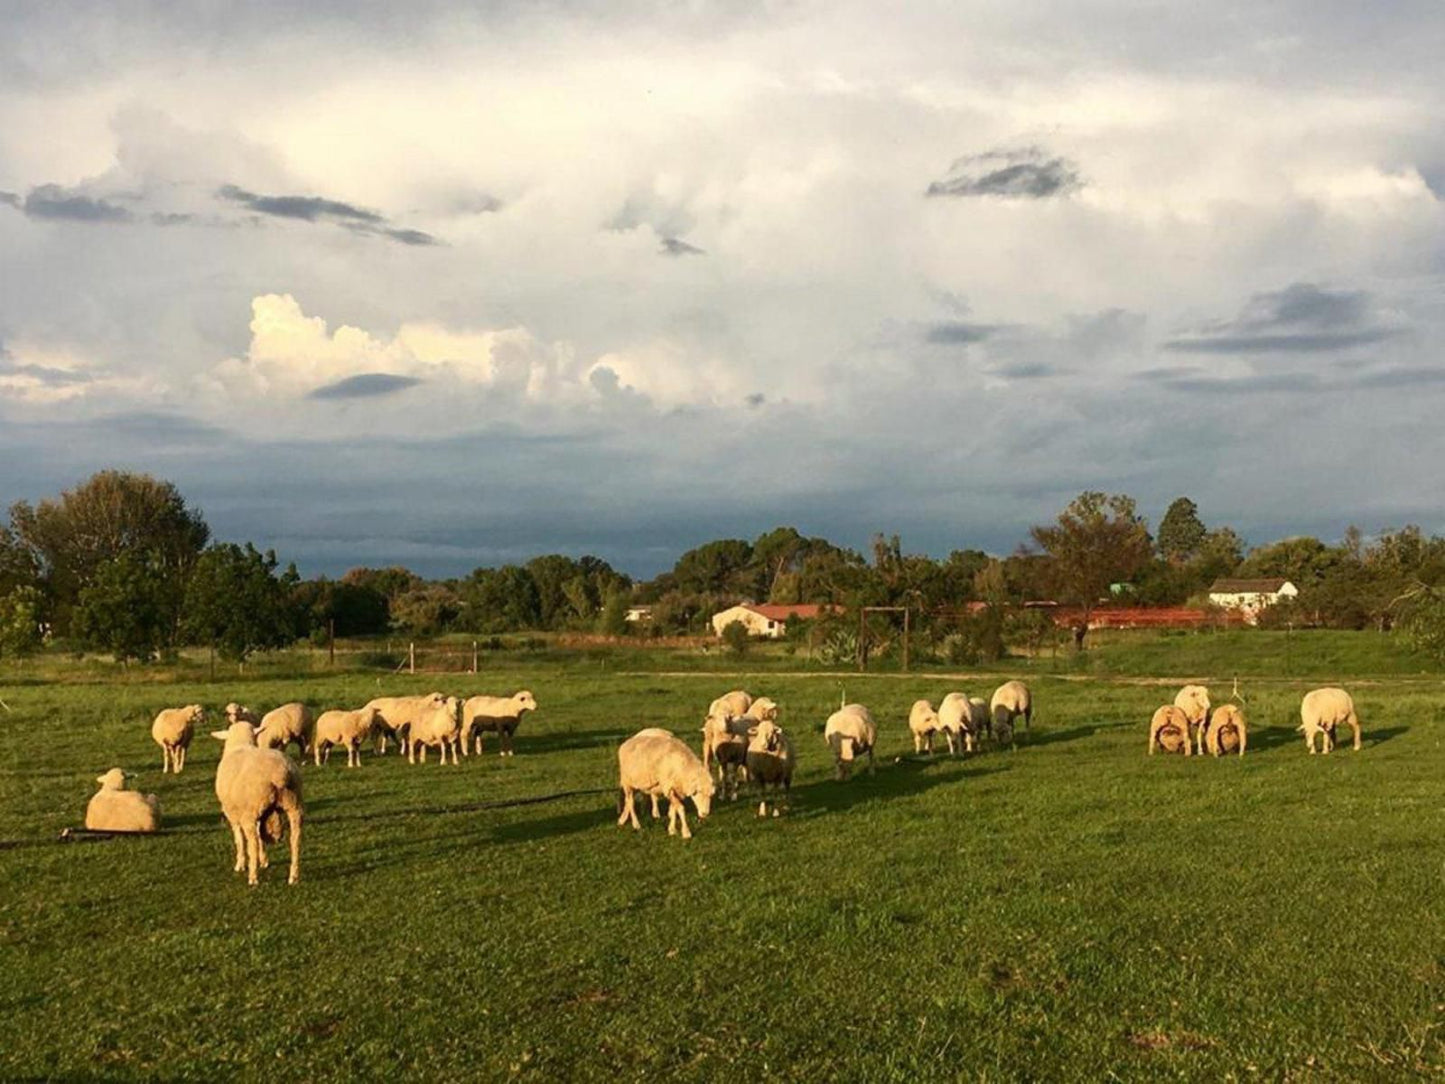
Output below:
[184,704,206,724]
[691,774,716,818]
[96,768,130,790]
[211,721,260,750]
[515,690,537,712]
[750,697,778,722]
[749,718,785,754]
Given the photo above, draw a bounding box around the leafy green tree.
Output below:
[598,586,630,636]
[290,579,391,638]
[458,566,541,632]
[341,566,421,601]
[1157,497,1206,564]
[183,543,295,661]
[73,552,171,661]
[0,585,44,659]
[1030,492,1152,648]
[390,584,461,636]
[1237,536,1341,588]
[671,539,754,596]
[720,619,750,656]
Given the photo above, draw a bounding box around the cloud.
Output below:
[308,372,424,400]
[990,361,1061,380]
[659,237,704,257]
[5,183,133,223]
[926,147,1082,199]
[1164,283,1402,354]
[925,321,997,344]
[217,184,439,244]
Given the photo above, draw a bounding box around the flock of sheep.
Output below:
[78,677,1366,883]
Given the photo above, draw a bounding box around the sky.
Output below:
[2,1,1443,578]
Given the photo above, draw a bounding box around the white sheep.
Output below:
[936,692,977,755]
[1173,685,1212,755]
[150,705,204,774]
[701,710,751,800]
[1299,688,1362,754]
[908,699,941,755]
[1148,705,1192,756]
[85,769,161,833]
[745,718,795,817]
[616,728,715,840]
[224,702,261,726]
[708,689,753,720]
[364,693,447,755]
[825,702,877,780]
[459,690,538,757]
[210,721,304,885]
[990,680,1032,742]
[743,696,779,722]
[409,697,463,764]
[255,702,314,758]
[313,707,380,768]
[1205,704,1247,757]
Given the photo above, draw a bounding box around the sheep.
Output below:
[825,703,877,780]
[224,702,261,726]
[701,709,751,801]
[210,721,303,885]
[313,707,380,768]
[409,697,463,765]
[616,728,715,840]
[85,769,161,833]
[1173,685,1212,755]
[743,696,779,723]
[1148,705,1192,756]
[745,717,795,817]
[990,681,1032,742]
[255,702,314,759]
[1205,704,1247,757]
[908,699,941,755]
[936,692,977,755]
[364,693,448,755]
[150,705,203,774]
[1299,688,1362,754]
[708,689,753,720]
[459,690,538,757]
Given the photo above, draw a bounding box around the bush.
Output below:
[721,620,751,656]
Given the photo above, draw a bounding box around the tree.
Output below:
[1157,498,1206,564]
[671,539,754,596]
[183,543,295,662]
[597,585,630,636]
[1030,492,1152,649]
[341,566,421,601]
[0,585,44,659]
[720,619,750,656]
[72,552,172,662]
[458,566,541,632]
[390,584,461,637]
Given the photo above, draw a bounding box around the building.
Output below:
[710,603,832,639]
[1207,578,1299,623]
[624,606,654,624]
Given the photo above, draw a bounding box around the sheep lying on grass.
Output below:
[313,707,380,768]
[409,697,463,764]
[825,703,877,780]
[459,691,537,757]
[1205,704,1247,757]
[256,702,313,759]
[151,705,203,774]
[1299,688,1361,754]
[210,721,303,885]
[85,769,161,833]
[936,693,977,755]
[908,699,941,755]
[1173,685,1212,755]
[990,681,1031,743]
[1148,705,1192,755]
[364,693,447,756]
[616,728,715,840]
[745,718,794,817]
[701,710,750,801]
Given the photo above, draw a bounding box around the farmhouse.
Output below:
[624,606,653,624]
[1208,578,1299,622]
[710,603,832,639]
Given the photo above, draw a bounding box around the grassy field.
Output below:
[1,642,1443,1080]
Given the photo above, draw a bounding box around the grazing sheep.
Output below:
[210,721,303,886]
[313,707,380,768]
[990,681,1032,742]
[255,702,314,758]
[459,690,538,757]
[825,703,877,780]
[150,705,203,774]
[616,728,715,840]
[85,769,161,833]
[364,693,447,755]
[409,697,463,765]
[1148,705,1192,756]
[1205,704,1248,757]
[743,696,779,723]
[701,710,751,801]
[936,692,977,755]
[1173,685,1212,755]
[708,689,753,720]
[1299,688,1362,754]
[745,718,795,817]
[224,703,261,726]
[908,699,941,755]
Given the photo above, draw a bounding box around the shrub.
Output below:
[721,620,751,656]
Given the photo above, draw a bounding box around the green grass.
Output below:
[1,653,1443,1080]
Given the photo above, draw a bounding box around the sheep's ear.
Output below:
[210,730,229,741]
[96,773,107,784]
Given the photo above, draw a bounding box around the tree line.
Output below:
[2,472,1443,663]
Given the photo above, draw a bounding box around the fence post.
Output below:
[902,607,910,672]
[328,618,335,667]
[409,642,415,674]
[472,641,478,673]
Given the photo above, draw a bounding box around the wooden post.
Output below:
[409,642,415,674]
[857,608,866,672]
[328,618,335,667]
[472,641,478,674]
[902,607,910,672]
[208,642,215,682]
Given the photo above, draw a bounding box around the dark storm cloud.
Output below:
[659,237,704,256]
[1164,283,1401,354]
[217,184,440,245]
[307,372,424,400]
[926,147,1082,199]
[1352,366,1445,389]
[991,361,1061,380]
[3,183,134,223]
[925,321,998,344]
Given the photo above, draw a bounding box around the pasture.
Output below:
[1,645,1443,1080]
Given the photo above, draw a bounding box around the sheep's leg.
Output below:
[162,746,172,774]
[458,725,469,758]
[1237,727,1247,757]
[179,745,188,772]
[866,746,875,775]
[649,793,661,819]
[242,821,262,885]
[314,742,323,767]
[1347,716,1361,752]
[228,818,246,873]
[617,788,633,828]
[284,802,301,885]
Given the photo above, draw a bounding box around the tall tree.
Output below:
[183,543,295,662]
[0,585,44,660]
[1030,491,1152,648]
[1157,497,1206,564]
[72,552,172,662]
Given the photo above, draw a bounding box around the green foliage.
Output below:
[340,566,422,601]
[72,551,171,661]
[1399,586,1445,661]
[597,586,630,636]
[720,619,751,656]
[291,579,390,638]
[458,565,542,632]
[1030,492,1153,646]
[0,585,44,659]
[182,543,295,662]
[389,584,461,637]
[1156,497,1206,562]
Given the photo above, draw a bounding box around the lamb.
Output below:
[364,693,448,755]
[708,689,753,720]
[85,769,161,833]
[150,705,203,774]
[936,692,978,755]
[255,702,314,759]
[1299,688,1362,754]
[210,721,303,885]
[1173,685,1212,755]
[1148,705,1192,755]
[908,699,941,755]
[1205,704,1248,757]
[745,718,795,817]
[224,702,261,725]
[701,710,751,801]
[459,690,538,757]
[825,702,877,780]
[990,680,1032,742]
[616,728,715,840]
[313,707,380,768]
[409,697,463,765]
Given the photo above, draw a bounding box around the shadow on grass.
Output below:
[792,758,1010,817]
[522,728,635,755]
[1367,725,1408,747]
[1021,725,1098,748]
